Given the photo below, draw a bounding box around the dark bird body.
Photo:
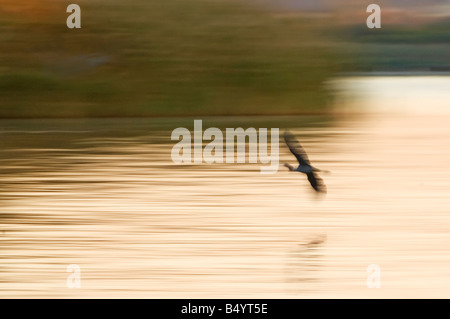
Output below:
[283,130,327,193]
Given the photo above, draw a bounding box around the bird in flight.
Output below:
[283,130,327,193]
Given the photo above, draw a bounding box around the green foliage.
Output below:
[334,19,450,72]
[0,0,336,118]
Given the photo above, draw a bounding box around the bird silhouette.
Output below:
[283,130,327,193]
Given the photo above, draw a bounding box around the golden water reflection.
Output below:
[1,78,450,298]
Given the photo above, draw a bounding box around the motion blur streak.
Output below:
[1,77,450,298]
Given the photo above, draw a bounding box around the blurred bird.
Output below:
[283,130,327,193]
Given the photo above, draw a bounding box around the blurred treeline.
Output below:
[335,18,450,71]
[0,0,338,118]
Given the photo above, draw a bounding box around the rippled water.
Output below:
[1,76,450,298]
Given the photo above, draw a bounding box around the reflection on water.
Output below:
[1,77,450,298]
[285,234,327,291]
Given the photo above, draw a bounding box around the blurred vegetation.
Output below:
[345,18,450,44]
[334,18,450,71]
[0,0,338,118]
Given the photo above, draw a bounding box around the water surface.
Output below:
[1,76,450,298]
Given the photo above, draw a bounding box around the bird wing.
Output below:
[306,172,327,193]
[283,130,310,166]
